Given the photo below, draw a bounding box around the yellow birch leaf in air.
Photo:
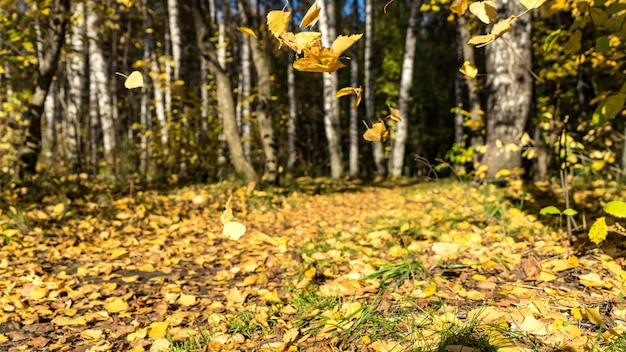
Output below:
[459,59,478,78]
[450,0,469,16]
[332,34,363,56]
[300,0,321,28]
[237,27,257,39]
[491,16,516,39]
[519,0,547,10]
[148,321,169,338]
[223,221,247,240]
[468,33,495,46]
[388,104,401,122]
[279,31,322,54]
[469,1,497,24]
[267,10,291,38]
[363,121,389,142]
[293,55,344,73]
[124,71,143,89]
[335,87,363,109]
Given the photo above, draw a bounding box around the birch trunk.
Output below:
[192,0,258,183]
[364,0,385,176]
[240,34,252,160]
[19,0,70,177]
[87,0,115,173]
[287,56,297,172]
[238,0,279,184]
[318,0,343,179]
[480,0,532,179]
[66,0,84,171]
[167,0,182,80]
[348,0,360,178]
[391,0,421,177]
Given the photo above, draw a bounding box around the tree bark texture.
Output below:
[192,0,258,183]
[480,0,532,179]
[18,0,70,177]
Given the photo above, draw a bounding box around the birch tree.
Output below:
[348,0,360,178]
[390,0,421,177]
[287,56,298,172]
[86,0,116,173]
[480,0,532,179]
[192,0,258,183]
[66,2,85,172]
[364,0,386,176]
[18,0,70,176]
[238,0,279,184]
[318,0,343,179]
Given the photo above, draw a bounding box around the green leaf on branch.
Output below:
[562,208,578,216]
[604,201,626,218]
[593,94,626,125]
[540,206,561,215]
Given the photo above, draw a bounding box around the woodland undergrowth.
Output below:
[1,177,626,351]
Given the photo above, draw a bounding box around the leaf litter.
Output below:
[0,179,626,351]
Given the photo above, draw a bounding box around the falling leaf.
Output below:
[300,0,321,28]
[278,31,322,54]
[335,86,362,109]
[387,104,401,122]
[469,1,497,24]
[124,71,143,89]
[363,120,389,142]
[459,60,478,78]
[332,34,363,57]
[266,10,291,38]
[223,221,247,240]
[237,27,257,39]
[588,217,607,244]
[450,0,468,16]
[519,0,547,10]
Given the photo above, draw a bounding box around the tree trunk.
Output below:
[238,0,279,184]
[192,0,258,183]
[457,15,483,162]
[480,0,532,180]
[391,0,421,177]
[239,34,252,160]
[87,0,116,174]
[287,56,298,172]
[348,0,360,178]
[167,0,182,81]
[319,0,343,179]
[18,0,70,177]
[364,0,386,177]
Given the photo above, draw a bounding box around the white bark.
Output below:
[391,0,421,177]
[364,0,386,176]
[166,0,182,80]
[87,0,115,169]
[240,34,252,160]
[318,0,343,179]
[348,0,360,178]
[287,58,297,171]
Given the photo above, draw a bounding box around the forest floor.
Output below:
[1,177,626,352]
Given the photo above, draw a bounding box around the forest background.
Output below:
[2,0,624,189]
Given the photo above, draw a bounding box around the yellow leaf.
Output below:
[177,293,197,307]
[124,71,143,89]
[300,1,321,28]
[221,196,234,225]
[468,34,495,46]
[491,16,516,39]
[80,329,104,340]
[150,338,171,352]
[52,316,87,326]
[363,121,389,143]
[279,31,322,54]
[266,10,291,38]
[519,0,547,10]
[293,55,344,73]
[29,286,48,300]
[469,1,497,24]
[127,327,148,342]
[148,321,169,338]
[584,307,604,326]
[335,86,363,110]
[588,217,608,244]
[237,27,257,39]
[224,287,248,304]
[304,266,317,278]
[111,248,129,259]
[223,221,246,240]
[332,34,363,57]
[459,60,478,78]
[450,0,468,16]
[387,104,401,122]
[104,298,129,313]
[51,203,65,219]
